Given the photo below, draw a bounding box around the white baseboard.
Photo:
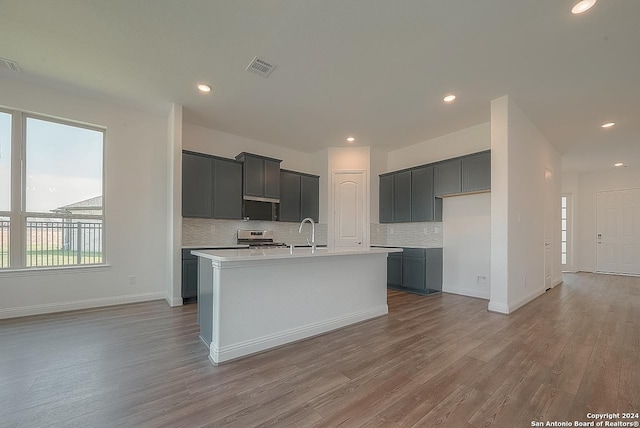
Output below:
[210,305,388,364]
[165,295,183,307]
[508,288,546,313]
[553,277,563,287]
[488,301,509,314]
[0,292,166,320]
[443,286,490,300]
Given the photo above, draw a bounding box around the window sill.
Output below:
[0,264,111,278]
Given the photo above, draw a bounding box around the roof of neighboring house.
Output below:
[52,196,102,213]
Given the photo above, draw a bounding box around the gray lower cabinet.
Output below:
[387,253,403,287]
[181,250,199,303]
[386,248,442,295]
[462,151,491,193]
[434,159,462,196]
[182,151,242,219]
[279,170,319,222]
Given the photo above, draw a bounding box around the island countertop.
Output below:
[191,246,402,262]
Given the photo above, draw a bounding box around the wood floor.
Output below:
[1,272,639,428]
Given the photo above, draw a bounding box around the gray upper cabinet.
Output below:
[182,152,213,218]
[279,170,319,223]
[264,160,281,199]
[212,159,243,219]
[300,174,319,222]
[279,171,301,222]
[462,151,491,193]
[182,151,242,219]
[236,153,282,200]
[379,174,394,223]
[434,159,462,196]
[411,166,435,222]
[393,171,412,222]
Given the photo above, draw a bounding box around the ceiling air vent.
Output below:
[0,57,21,72]
[246,56,276,78]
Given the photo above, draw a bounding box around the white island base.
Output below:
[192,247,400,364]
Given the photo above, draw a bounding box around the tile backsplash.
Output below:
[183,218,328,247]
[371,222,443,248]
[183,218,441,248]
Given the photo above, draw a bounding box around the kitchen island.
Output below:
[192,246,401,364]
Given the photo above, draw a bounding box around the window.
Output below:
[561,194,572,270]
[0,109,105,269]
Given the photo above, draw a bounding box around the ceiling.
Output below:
[1,0,639,173]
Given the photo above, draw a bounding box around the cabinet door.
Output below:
[279,171,301,222]
[182,153,213,218]
[379,175,394,223]
[462,152,491,193]
[403,255,427,291]
[300,175,319,222]
[411,166,434,222]
[243,155,264,197]
[182,259,198,301]
[426,248,443,292]
[387,254,403,287]
[434,159,462,196]
[393,171,412,222]
[213,159,242,219]
[264,159,281,199]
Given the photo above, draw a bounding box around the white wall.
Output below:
[443,193,491,299]
[0,76,169,318]
[566,167,640,272]
[167,104,183,306]
[369,148,388,224]
[490,96,562,314]
[183,123,315,173]
[387,122,490,171]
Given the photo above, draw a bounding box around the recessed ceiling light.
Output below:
[614,162,624,167]
[443,94,456,103]
[601,122,615,128]
[346,136,356,142]
[197,84,211,93]
[572,0,597,14]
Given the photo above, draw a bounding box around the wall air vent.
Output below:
[0,57,21,72]
[246,56,276,78]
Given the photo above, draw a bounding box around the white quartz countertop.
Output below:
[182,245,249,250]
[371,244,443,249]
[191,246,402,262]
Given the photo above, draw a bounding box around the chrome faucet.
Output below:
[298,217,316,250]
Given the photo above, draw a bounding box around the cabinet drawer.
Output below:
[402,248,426,258]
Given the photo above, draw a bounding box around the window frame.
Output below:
[0,106,107,270]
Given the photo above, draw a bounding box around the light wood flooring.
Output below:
[1,272,639,427]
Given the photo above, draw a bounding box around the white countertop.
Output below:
[191,246,402,262]
[182,245,249,250]
[371,244,443,249]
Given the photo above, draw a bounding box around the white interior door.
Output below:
[596,189,640,274]
[333,171,366,249]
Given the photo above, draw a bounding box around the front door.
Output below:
[333,171,366,249]
[596,188,640,274]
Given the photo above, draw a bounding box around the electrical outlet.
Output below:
[477,275,487,284]
[128,275,137,285]
[434,227,440,234]
[524,276,527,286]
[389,227,394,235]
[423,227,429,235]
[210,225,216,233]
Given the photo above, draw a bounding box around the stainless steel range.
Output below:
[237,230,288,249]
